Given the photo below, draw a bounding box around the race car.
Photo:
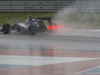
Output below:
[2,16,60,35]
[11,16,59,35]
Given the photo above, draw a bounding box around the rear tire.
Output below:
[3,23,11,34]
[17,26,20,32]
[28,25,35,35]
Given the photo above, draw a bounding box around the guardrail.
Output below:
[0,0,100,12]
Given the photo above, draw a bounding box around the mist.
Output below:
[54,0,100,30]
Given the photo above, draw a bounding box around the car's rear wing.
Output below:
[36,17,53,26]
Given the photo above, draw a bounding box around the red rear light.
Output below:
[47,25,58,30]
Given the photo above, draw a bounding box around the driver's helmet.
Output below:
[28,15,32,21]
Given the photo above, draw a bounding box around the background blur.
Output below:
[0,0,75,12]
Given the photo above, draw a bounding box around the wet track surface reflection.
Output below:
[0,31,100,75]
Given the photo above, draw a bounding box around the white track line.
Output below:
[0,55,98,66]
[77,66,100,74]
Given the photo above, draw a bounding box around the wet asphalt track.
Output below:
[0,30,100,52]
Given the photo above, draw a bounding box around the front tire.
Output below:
[3,23,11,34]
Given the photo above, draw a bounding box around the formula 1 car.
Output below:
[1,16,60,35]
[11,16,59,35]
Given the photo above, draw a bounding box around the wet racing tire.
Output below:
[17,26,20,32]
[28,25,36,35]
[3,23,11,34]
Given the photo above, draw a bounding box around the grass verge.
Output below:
[0,12,55,26]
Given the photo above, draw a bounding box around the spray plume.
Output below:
[54,0,100,30]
